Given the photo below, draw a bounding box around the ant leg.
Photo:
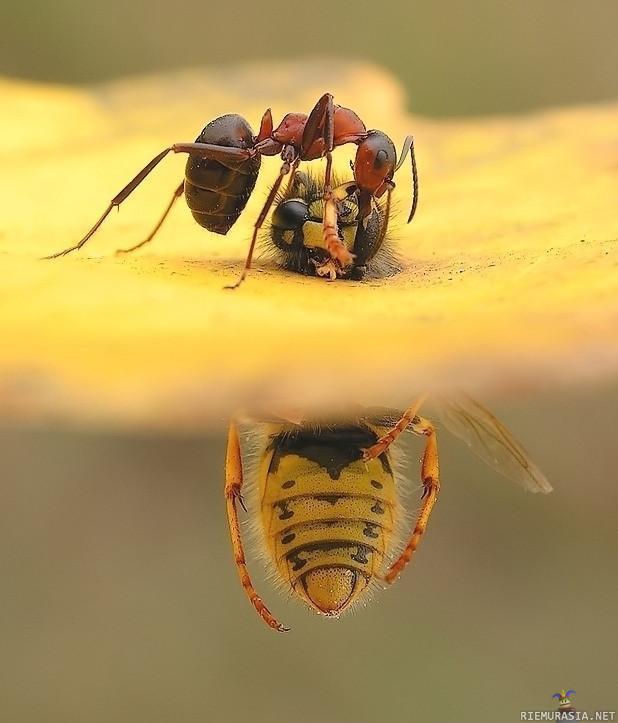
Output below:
[224,157,293,290]
[382,414,439,584]
[301,93,333,155]
[116,180,185,255]
[45,142,252,259]
[45,147,174,259]
[362,394,428,461]
[303,94,354,270]
[283,158,300,196]
[225,420,289,632]
[394,135,418,223]
[322,151,355,268]
[256,108,274,142]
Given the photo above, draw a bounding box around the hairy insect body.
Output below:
[184,114,261,234]
[47,92,418,287]
[269,173,393,279]
[226,398,550,631]
[257,425,399,616]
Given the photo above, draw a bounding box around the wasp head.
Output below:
[268,171,399,280]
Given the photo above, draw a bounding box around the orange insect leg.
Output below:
[384,415,440,584]
[362,394,428,461]
[225,420,289,632]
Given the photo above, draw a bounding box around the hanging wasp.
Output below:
[45,93,418,287]
[225,395,552,631]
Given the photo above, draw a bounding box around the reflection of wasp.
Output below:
[45,93,417,287]
[225,395,552,631]
[553,690,576,712]
[267,171,400,280]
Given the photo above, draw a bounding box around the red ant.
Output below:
[46,93,417,287]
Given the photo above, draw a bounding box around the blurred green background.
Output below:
[1,386,617,722]
[1,0,617,115]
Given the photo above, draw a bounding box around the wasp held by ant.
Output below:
[45,93,418,287]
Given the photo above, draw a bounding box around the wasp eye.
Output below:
[271,199,309,230]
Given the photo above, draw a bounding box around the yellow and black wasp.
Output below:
[265,170,403,280]
[224,395,552,632]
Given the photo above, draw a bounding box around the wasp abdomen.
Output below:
[258,426,399,616]
[184,114,261,234]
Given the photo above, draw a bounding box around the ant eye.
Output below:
[272,199,309,230]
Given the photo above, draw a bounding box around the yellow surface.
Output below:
[0,61,617,428]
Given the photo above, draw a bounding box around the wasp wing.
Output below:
[433,395,552,494]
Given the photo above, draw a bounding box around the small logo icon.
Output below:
[553,689,576,713]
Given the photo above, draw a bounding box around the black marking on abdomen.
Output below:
[268,425,392,481]
[371,500,385,515]
[363,522,380,539]
[281,532,296,545]
[314,494,342,506]
[288,550,308,572]
[370,479,383,489]
[281,479,296,489]
[275,501,294,520]
[350,545,371,565]
[286,539,377,561]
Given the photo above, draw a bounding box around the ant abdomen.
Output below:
[184,114,261,234]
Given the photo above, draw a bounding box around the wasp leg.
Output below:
[115,180,185,255]
[224,155,294,290]
[362,394,428,461]
[361,395,440,582]
[224,420,289,632]
[383,415,439,584]
[44,143,252,259]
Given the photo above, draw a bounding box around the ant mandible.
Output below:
[46,93,418,288]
